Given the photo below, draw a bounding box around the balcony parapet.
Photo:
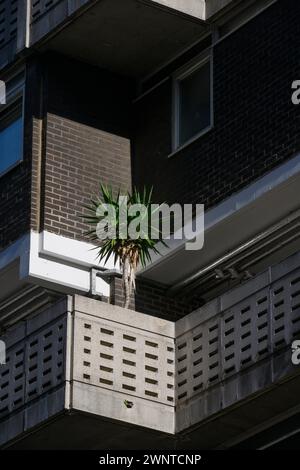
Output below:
[175,250,300,431]
[0,0,28,69]
[1,250,300,447]
[29,0,91,45]
[0,294,176,446]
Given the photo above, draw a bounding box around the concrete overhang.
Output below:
[150,0,237,20]
[34,0,210,77]
[0,230,114,311]
[139,154,300,291]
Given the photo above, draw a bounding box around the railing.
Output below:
[0,299,67,423]
[1,251,300,446]
[30,0,62,22]
[0,0,18,48]
[0,295,176,446]
[175,251,300,429]
[73,308,175,406]
[0,0,27,68]
[0,0,90,66]
[176,258,300,403]
[70,297,176,434]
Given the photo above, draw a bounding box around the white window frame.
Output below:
[0,71,25,177]
[172,50,214,153]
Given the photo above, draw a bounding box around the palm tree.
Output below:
[84,185,165,309]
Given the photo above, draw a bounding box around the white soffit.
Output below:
[26,232,113,296]
[0,232,114,298]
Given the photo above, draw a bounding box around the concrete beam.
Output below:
[150,0,206,19]
[205,0,234,19]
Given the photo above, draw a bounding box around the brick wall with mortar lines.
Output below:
[38,54,133,241]
[133,0,300,208]
[0,54,133,249]
[29,58,45,234]
[0,158,31,250]
[111,277,204,322]
[0,61,38,250]
[43,114,131,240]
[2,2,299,323]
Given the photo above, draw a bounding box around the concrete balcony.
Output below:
[1,250,300,449]
[0,0,206,72]
[29,0,209,78]
[0,0,242,74]
[0,294,176,448]
[175,250,300,434]
[0,0,28,68]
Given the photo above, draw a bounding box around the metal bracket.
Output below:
[90,268,122,297]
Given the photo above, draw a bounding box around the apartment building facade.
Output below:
[0,0,300,449]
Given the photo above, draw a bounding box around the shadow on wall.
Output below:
[35,52,134,242]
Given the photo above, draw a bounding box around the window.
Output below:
[173,56,212,150]
[0,73,24,176]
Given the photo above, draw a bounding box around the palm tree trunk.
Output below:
[123,256,131,309]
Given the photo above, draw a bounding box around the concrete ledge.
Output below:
[72,381,175,434]
[149,0,205,19]
[74,295,175,338]
[0,387,66,447]
[2,249,300,447]
[176,348,300,433]
[176,250,300,335]
[205,0,234,19]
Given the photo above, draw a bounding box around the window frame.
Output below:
[0,72,25,177]
[172,50,214,153]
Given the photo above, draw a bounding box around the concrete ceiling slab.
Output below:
[42,0,208,77]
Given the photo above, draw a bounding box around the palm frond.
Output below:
[82,183,168,307]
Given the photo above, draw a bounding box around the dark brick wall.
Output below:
[37,54,134,241]
[0,63,38,250]
[1,53,134,248]
[1,0,299,324]
[111,277,204,321]
[29,58,46,234]
[0,158,31,250]
[133,0,300,207]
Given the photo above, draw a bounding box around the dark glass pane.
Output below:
[179,61,211,146]
[0,115,23,175]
